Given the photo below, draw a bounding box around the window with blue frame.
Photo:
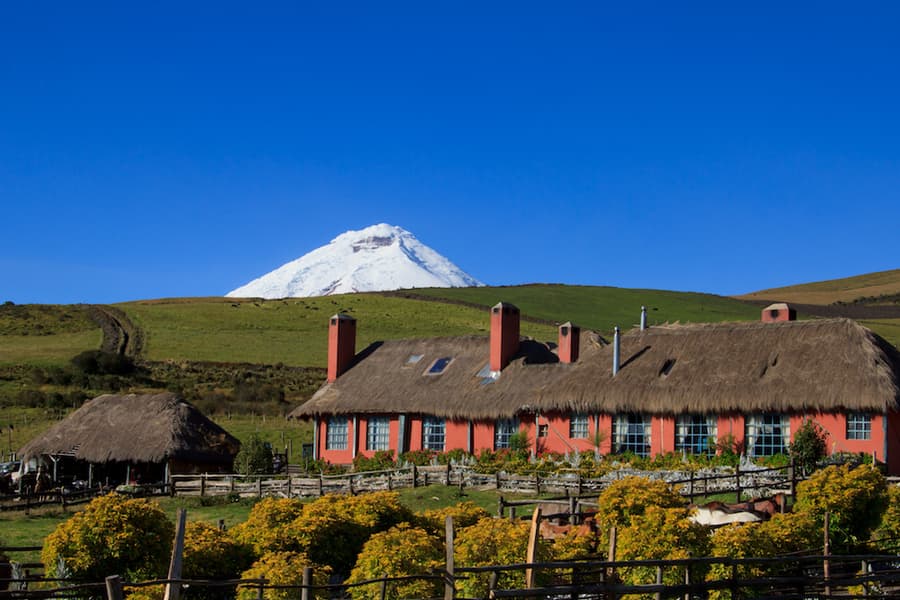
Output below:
[325,417,348,450]
[366,417,390,451]
[745,413,789,456]
[494,418,520,449]
[612,413,651,457]
[422,417,446,451]
[675,415,717,454]
[570,414,589,439]
[846,412,871,440]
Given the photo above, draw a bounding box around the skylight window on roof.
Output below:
[476,362,499,385]
[406,354,424,365]
[426,356,453,375]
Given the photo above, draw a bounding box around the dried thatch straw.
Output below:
[291,318,900,420]
[19,392,240,464]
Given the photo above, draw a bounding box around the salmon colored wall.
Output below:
[315,410,900,475]
[352,415,400,459]
[446,420,471,452]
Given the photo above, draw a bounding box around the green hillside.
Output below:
[407,284,761,331]
[738,268,900,305]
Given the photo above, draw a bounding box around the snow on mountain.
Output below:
[227,224,484,298]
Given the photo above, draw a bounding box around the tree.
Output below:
[789,419,828,474]
[234,434,273,475]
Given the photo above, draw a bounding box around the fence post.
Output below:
[495,471,501,490]
[286,475,292,498]
[412,464,418,488]
[301,566,311,600]
[497,496,504,517]
[444,516,455,600]
[824,511,831,597]
[688,471,694,502]
[349,474,354,495]
[200,474,206,497]
[682,553,691,600]
[387,472,392,491]
[445,463,451,485]
[861,559,869,598]
[508,506,517,521]
[164,508,187,600]
[607,526,617,600]
[318,475,324,497]
[654,566,662,600]
[105,575,123,600]
[525,507,542,588]
[734,462,741,503]
[424,470,429,486]
[569,495,577,524]
[535,472,541,495]
[379,576,388,600]
[790,457,797,500]
[256,578,265,600]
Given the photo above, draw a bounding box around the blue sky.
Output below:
[2,2,898,304]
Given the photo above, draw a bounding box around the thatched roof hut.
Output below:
[19,393,240,471]
[291,318,900,420]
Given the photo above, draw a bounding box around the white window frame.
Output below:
[325,417,348,450]
[366,417,390,451]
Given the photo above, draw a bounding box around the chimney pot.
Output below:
[761,303,796,323]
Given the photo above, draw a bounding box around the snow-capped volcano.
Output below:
[227,224,484,298]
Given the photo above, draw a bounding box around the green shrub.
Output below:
[789,419,828,474]
[183,521,254,580]
[871,486,900,553]
[233,434,273,475]
[415,501,490,536]
[352,450,396,472]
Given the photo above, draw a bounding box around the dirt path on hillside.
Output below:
[87,305,144,357]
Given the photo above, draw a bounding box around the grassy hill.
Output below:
[737,268,900,305]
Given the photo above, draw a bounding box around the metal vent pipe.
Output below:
[613,326,621,375]
[640,306,647,331]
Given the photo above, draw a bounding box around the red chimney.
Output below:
[490,302,520,372]
[327,313,356,383]
[761,303,796,323]
[558,322,580,364]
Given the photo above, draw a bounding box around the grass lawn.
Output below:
[0,330,102,367]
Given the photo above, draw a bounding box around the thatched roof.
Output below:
[291,319,900,420]
[19,393,240,464]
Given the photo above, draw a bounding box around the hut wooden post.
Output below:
[525,507,542,588]
[164,508,187,600]
[105,575,123,600]
[444,516,455,600]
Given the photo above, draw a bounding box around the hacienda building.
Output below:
[290,302,900,474]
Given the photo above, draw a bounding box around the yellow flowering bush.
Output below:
[238,551,331,600]
[345,524,444,600]
[794,464,888,550]
[595,477,686,532]
[871,485,900,553]
[183,522,254,580]
[550,525,602,560]
[615,507,710,594]
[454,517,551,598]
[338,491,414,531]
[706,512,819,600]
[229,497,304,556]
[42,493,174,582]
[415,501,490,535]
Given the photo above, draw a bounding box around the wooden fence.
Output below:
[169,462,798,502]
[5,553,900,599]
